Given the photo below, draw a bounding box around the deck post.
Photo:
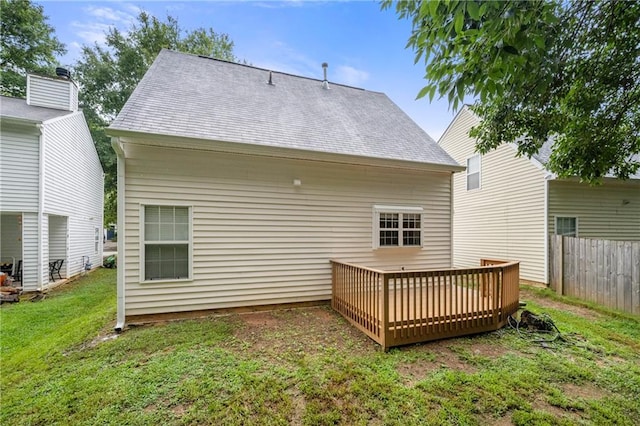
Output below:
[382,273,390,351]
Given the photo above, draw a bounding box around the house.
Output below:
[0,72,104,291]
[107,49,463,329]
[438,106,640,284]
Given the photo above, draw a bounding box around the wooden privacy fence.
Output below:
[331,259,520,350]
[549,236,640,315]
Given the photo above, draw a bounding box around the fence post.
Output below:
[556,236,564,295]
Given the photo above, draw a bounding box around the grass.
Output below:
[1,271,639,425]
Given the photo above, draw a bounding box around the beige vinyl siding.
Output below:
[549,179,640,240]
[0,124,40,212]
[0,213,22,263]
[27,75,76,111]
[439,108,548,283]
[43,113,103,277]
[48,215,68,278]
[123,144,452,316]
[21,213,40,291]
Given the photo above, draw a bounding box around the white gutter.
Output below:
[111,138,126,332]
[36,123,45,291]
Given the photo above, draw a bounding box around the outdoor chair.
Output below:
[50,259,64,281]
[12,260,22,283]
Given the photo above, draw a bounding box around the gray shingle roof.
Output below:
[109,49,459,168]
[1,96,71,123]
[533,138,640,179]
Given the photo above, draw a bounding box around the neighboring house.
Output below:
[0,73,104,291]
[439,106,640,284]
[107,49,463,329]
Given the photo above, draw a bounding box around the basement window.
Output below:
[142,205,191,281]
[555,217,577,237]
[373,205,423,248]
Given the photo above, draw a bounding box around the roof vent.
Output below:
[56,67,71,80]
[321,62,329,90]
[267,71,275,86]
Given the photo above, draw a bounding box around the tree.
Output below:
[74,12,238,225]
[383,0,640,182]
[0,0,66,97]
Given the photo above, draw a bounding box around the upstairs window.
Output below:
[467,154,481,190]
[373,206,423,248]
[555,217,577,237]
[142,205,191,281]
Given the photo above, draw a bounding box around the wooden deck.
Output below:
[331,259,520,349]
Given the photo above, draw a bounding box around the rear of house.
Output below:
[108,50,463,326]
[439,106,640,285]
[0,74,104,291]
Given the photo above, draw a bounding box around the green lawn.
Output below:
[1,269,639,425]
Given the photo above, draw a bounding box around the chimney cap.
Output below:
[56,67,71,79]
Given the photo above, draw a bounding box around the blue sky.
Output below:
[39,0,459,139]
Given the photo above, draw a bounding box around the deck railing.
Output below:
[331,259,520,349]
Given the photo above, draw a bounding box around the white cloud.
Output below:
[85,6,128,23]
[70,3,141,49]
[71,22,113,45]
[334,65,369,87]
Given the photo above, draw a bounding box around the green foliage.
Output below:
[0,0,66,97]
[73,11,238,226]
[382,0,640,182]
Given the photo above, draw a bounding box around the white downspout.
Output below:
[111,138,126,332]
[36,123,45,291]
[450,172,455,268]
[543,175,551,285]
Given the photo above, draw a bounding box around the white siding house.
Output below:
[0,74,104,291]
[439,106,640,284]
[107,50,463,327]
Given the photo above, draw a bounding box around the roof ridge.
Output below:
[161,49,368,92]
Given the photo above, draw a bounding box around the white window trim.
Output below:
[554,216,579,237]
[140,203,193,283]
[372,205,424,249]
[466,154,481,191]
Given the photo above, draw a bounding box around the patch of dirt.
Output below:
[466,341,511,358]
[226,305,376,361]
[241,311,280,328]
[287,388,306,425]
[396,340,478,385]
[171,404,188,415]
[520,289,602,321]
[562,382,609,400]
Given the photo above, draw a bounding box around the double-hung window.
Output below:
[142,205,191,281]
[373,205,423,248]
[467,154,481,190]
[555,217,577,237]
